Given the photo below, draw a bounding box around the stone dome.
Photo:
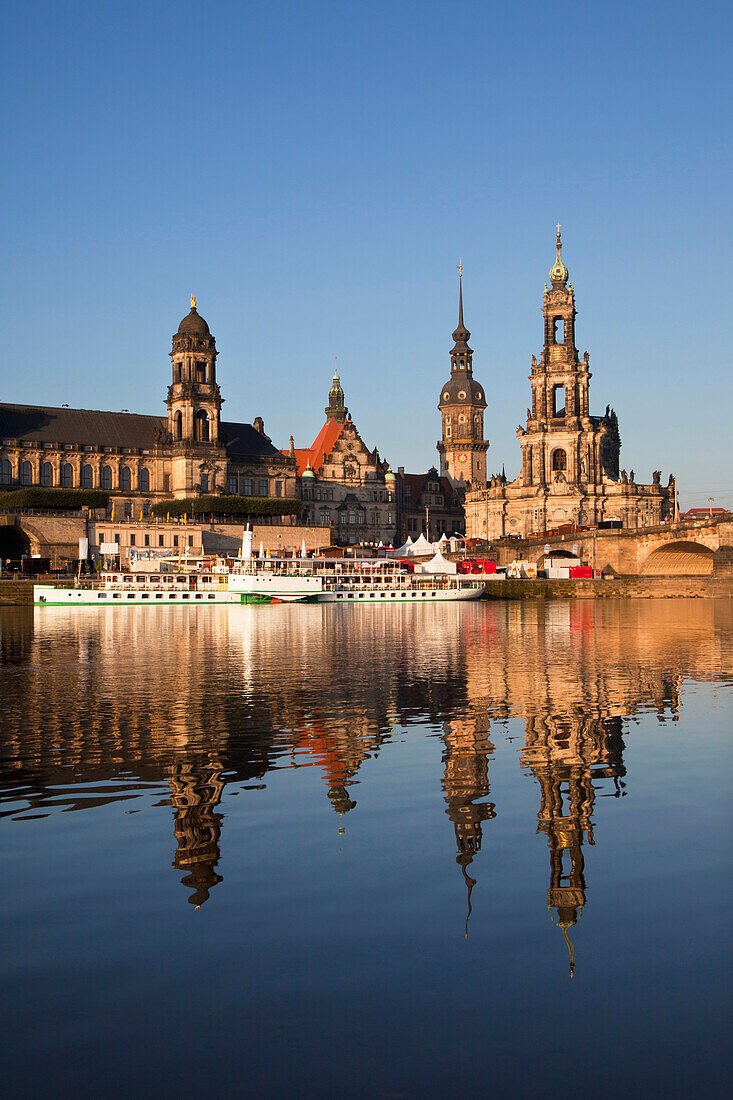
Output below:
[177,306,210,337]
[439,375,486,408]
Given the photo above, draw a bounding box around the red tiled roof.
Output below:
[281,418,345,476]
[399,470,458,507]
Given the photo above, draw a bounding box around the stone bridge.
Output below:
[492,514,733,576]
[0,513,87,565]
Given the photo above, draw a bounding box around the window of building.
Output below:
[159,535,164,547]
[275,481,283,497]
[320,510,330,526]
[387,512,393,525]
[194,410,209,442]
[258,479,268,497]
[227,475,237,494]
[114,533,119,543]
[553,317,565,344]
[124,501,132,518]
[201,473,209,492]
[174,363,182,383]
[61,463,73,488]
[101,465,112,490]
[41,462,53,487]
[174,411,183,441]
[130,534,136,546]
[349,511,356,525]
[163,473,171,492]
[196,361,206,383]
[173,535,179,548]
[552,385,565,417]
[358,511,364,524]
[142,501,151,518]
[21,461,32,485]
[552,449,567,472]
[139,467,150,492]
[244,478,253,496]
[120,466,131,492]
[81,464,93,489]
[188,535,194,548]
[144,534,150,547]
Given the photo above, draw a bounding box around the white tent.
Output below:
[390,535,414,557]
[419,548,457,574]
[408,532,434,556]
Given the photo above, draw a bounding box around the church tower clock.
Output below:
[437,267,488,489]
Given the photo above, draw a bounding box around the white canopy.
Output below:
[419,549,457,574]
[408,532,434,556]
[390,535,414,557]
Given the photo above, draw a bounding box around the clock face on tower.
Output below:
[458,452,468,464]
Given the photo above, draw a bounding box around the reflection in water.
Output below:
[1,600,731,949]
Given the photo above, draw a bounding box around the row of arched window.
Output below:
[0,458,151,491]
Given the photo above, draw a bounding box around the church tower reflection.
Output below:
[168,759,225,907]
[520,714,626,975]
[441,712,496,935]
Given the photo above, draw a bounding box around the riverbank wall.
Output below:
[481,576,733,599]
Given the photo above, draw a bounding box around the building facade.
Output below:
[464,231,673,539]
[0,298,297,517]
[287,369,398,546]
[396,466,465,541]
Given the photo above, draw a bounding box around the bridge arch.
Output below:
[641,540,714,576]
[0,523,31,561]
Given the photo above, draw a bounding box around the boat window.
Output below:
[169,594,176,599]
[156,594,163,599]
[208,594,215,599]
[182,594,189,599]
[195,594,203,599]
[98,593,107,599]
[142,594,149,599]
[113,594,121,599]
[337,594,343,599]
[127,594,134,599]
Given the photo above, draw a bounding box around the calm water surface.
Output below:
[2,599,732,1099]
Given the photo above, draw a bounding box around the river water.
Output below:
[1,599,731,1098]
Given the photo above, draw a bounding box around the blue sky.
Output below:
[1,0,731,508]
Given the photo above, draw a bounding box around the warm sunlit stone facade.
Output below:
[0,299,297,515]
[464,232,673,540]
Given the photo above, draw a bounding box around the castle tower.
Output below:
[167,296,223,445]
[325,365,348,423]
[437,268,488,489]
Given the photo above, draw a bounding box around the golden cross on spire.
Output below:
[457,258,463,278]
[556,222,562,235]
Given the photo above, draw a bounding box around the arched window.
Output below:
[21,461,32,485]
[41,462,53,487]
[552,449,567,473]
[139,467,150,492]
[552,385,566,417]
[174,362,182,383]
[0,458,12,485]
[61,463,73,488]
[174,411,183,441]
[553,317,565,344]
[194,410,209,442]
[195,360,206,383]
[101,465,112,490]
[81,464,93,488]
[120,467,131,492]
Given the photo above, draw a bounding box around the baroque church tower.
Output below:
[167,296,223,446]
[437,268,488,489]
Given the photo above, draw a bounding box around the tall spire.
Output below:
[452,261,471,354]
[549,224,569,287]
